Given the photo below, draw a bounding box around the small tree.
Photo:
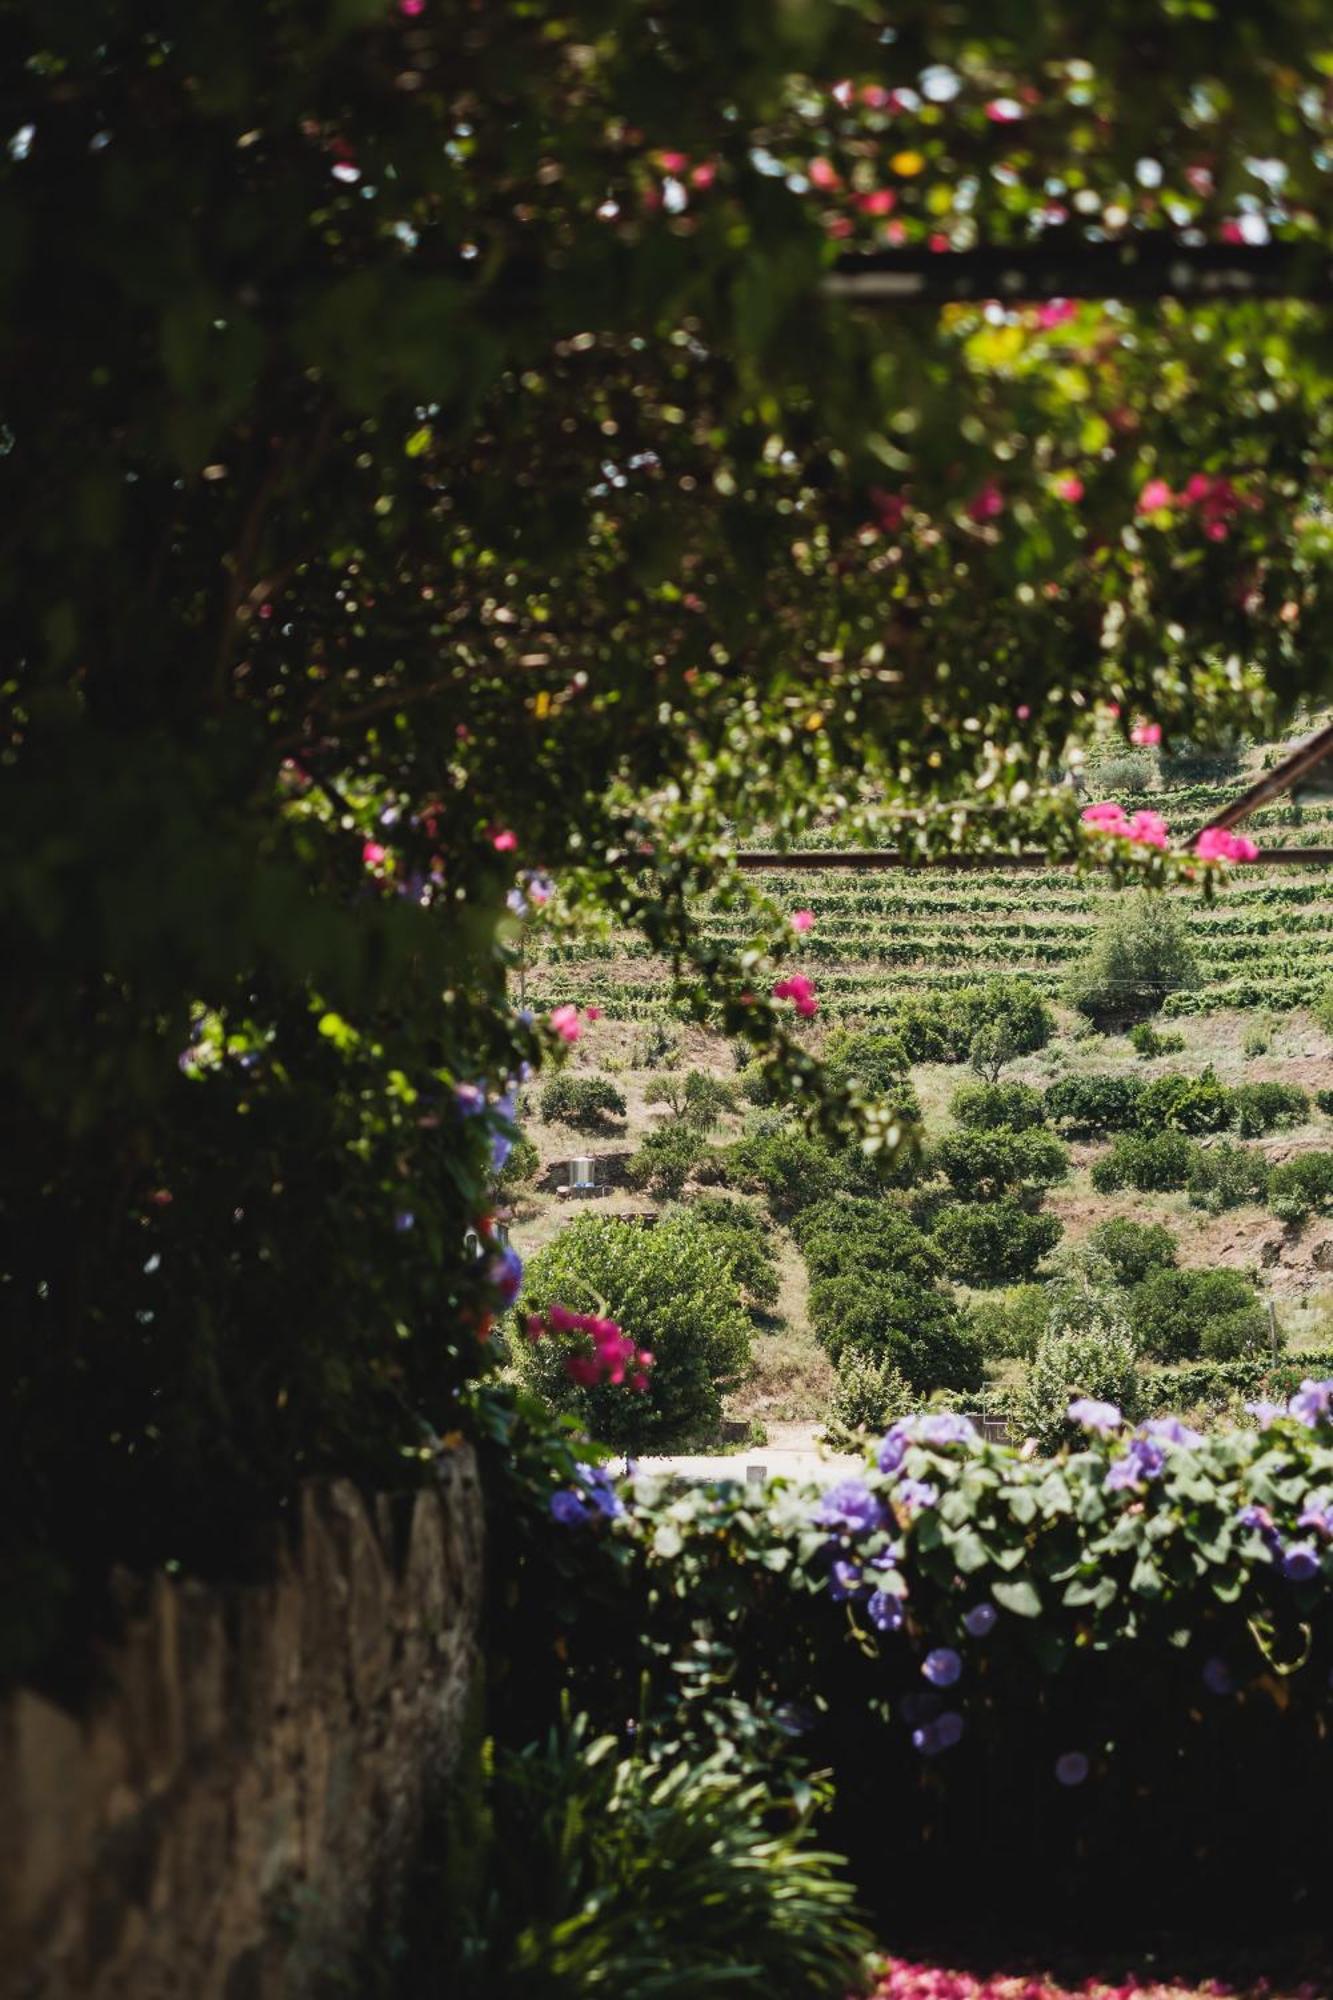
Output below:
[968,1022,1017,1084]
[626,1127,708,1200]
[1017,1323,1140,1454]
[540,1072,628,1130]
[950,1079,1047,1132]
[931,1202,1063,1286]
[1064,894,1200,1025]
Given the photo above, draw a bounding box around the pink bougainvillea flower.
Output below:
[824,213,853,239]
[1138,478,1174,512]
[965,479,1004,523]
[808,157,841,190]
[985,97,1023,121]
[860,84,892,109]
[1055,475,1084,502]
[399,0,425,14]
[1196,826,1261,862]
[657,150,689,173]
[491,828,518,852]
[1015,704,1031,721]
[857,189,897,215]
[362,840,388,867]
[791,909,815,933]
[1219,218,1246,244]
[549,1003,582,1043]
[1081,801,1129,832]
[689,161,716,189]
[1130,720,1163,746]
[1036,297,1075,329]
[1126,809,1170,850]
[584,1004,602,1021]
[773,973,818,1018]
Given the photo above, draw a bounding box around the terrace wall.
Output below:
[0,1447,483,2000]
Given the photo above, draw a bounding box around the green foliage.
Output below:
[686,1196,780,1311]
[1268,1150,1333,1224]
[1315,983,1333,1039]
[645,1069,736,1131]
[453,1718,871,2000]
[631,1020,685,1071]
[1090,1130,1197,1193]
[794,1200,943,1288]
[827,1351,915,1435]
[1064,894,1200,1023]
[515,1215,751,1448]
[1094,752,1154,796]
[626,1127,708,1201]
[1318,1089,1333,1117]
[540,1072,628,1130]
[1128,1021,1187,1058]
[798,1198,979,1391]
[727,1127,841,1220]
[1087,1218,1178,1287]
[1016,1323,1141,1453]
[1186,1140,1272,1214]
[1126,1267,1269,1364]
[821,1029,911,1097]
[1230,1080,1310,1136]
[931,1202,1063,1287]
[498,1133,542,1191]
[1043,1072,1145,1135]
[1136,1066,1232,1135]
[967,1284,1049,1361]
[933,1128,1069,1203]
[967,1021,1017,1085]
[891,979,1054,1065]
[949,1080,1047,1132]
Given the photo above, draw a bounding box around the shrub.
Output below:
[625,1126,707,1199]
[892,978,1053,1064]
[1126,1267,1267,1364]
[796,1199,943,1289]
[807,1274,982,1390]
[827,1351,915,1434]
[822,1028,911,1096]
[1089,1131,1197,1193]
[1230,1080,1310,1136]
[1269,1150,1333,1224]
[934,1128,1069,1203]
[1094,751,1154,795]
[1136,1066,1231,1135]
[631,1018,684,1069]
[968,1284,1049,1360]
[1242,1019,1273,1059]
[687,1196,780,1310]
[646,1069,736,1131]
[967,1021,1016,1084]
[539,1072,628,1129]
[1128,1021,1187,1058]
[1043,1073,1144,1136]
[1318,1089,1333,1118]
[497,1132,541,1191]
[950,1080,1047,1132]
[515,1213,751,1448]
[1186,1140,1271,1214]
[1064,893,1199,1024]
[736,1060,780,1107]
[931,1202,1063,1286]
[1015,1322,1140,1454]
[728,1126,840,1219]
[1087,1218,1177,1287]
[454,1717,871,2000]
[1316,982,1333,1039]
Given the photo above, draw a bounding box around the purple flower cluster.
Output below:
[1244,1378,1333,1429]
[814,1478,887,1537]
[1067,1397,1123,1435]
[550,1461,624,1527]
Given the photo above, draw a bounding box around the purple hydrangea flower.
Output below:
[1142,1416,1204,1448]
[922,1647,962,1688]
[506,887,529,917]
[1245,1399,1285,1430]
[575,1462,625,1519]
[394,1209,416,1233]
[1104,1434,1166,1492]
[913,1711,964,1756]
[868,1589,905,1633]
[1298,1496,1333,1539]
[1282,1541,1321,1583]
[877,1426,911,1475]
[829,1558,868,1603]
[1054,1751,1089,1787]
[1067,1397,1123,1435]
[1237,1502,1278,1542]
[550,1490,587,1526]
[488,1245,524,1305]
[1202,1657,1235,1696]
[896,1479,939,1514]
[963,1602,997,1638]
[455,1082,488,1117]
[917,1412,979,1448]
[814,1479,887,1538]
[1290,1379,1333,1428]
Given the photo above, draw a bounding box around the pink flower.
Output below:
[831,79,854,108]
[965,480,1004,523]
[1015,704,1031,721]
[689,162,716,189]
[808,158,841,190]
[985,97,1023,122]
[1055,475,1084,502]
[791,909,815,933]
[1220,218,1246,244]
[857,189,896,216]
[657,151,689,173]
[584,1004,602,1021]
[1036,298,1075,329]
[1138,478,1174,512]
[860,84,892,109]
[362,840,388,867]
[1196,826,1261,862]
[492,828,518,852]
[1081,801,1129,832]
[549,1004,582,1043]
[1127,809,1169,850]
[869,486,907,531]
[399,0,425,13]
[773,973,818,1018]
[1130,720,1163,746]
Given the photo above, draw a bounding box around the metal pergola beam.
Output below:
[1195,720,1333,836]
[825,239,1333,306]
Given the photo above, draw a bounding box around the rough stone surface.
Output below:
[0,1448,483,2000]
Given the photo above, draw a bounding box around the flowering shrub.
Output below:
[868,1961,1323,1999]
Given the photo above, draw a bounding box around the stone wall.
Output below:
[0,1446,484,2000]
